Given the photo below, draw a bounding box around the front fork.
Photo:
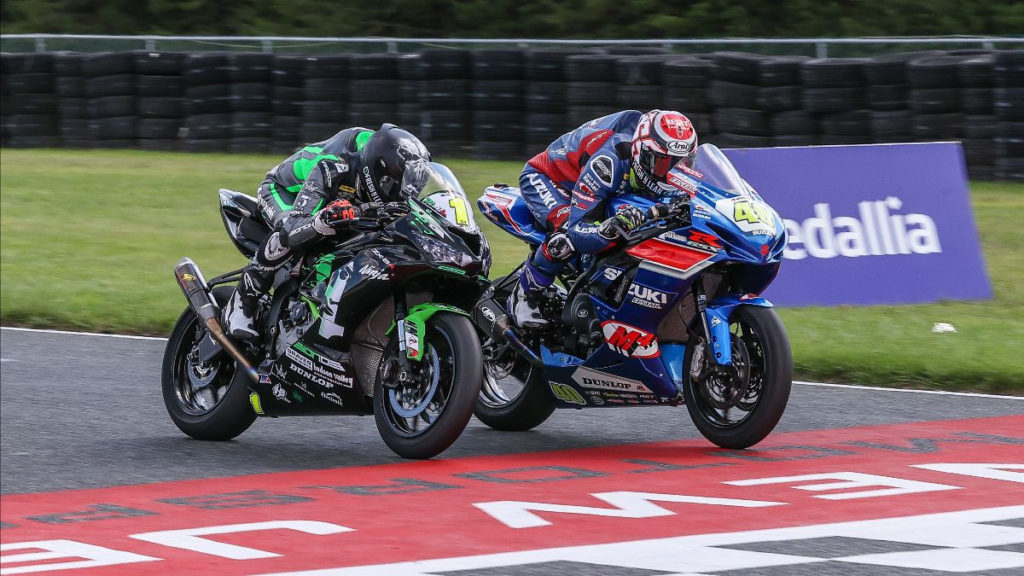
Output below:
[689,284,774,382]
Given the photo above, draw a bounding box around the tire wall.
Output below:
[2,48,1022,180]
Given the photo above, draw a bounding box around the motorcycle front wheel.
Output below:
[161,286,256,441]
[374,312,482,459]
[683,305,792,449]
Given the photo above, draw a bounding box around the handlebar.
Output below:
[612,197,692,244]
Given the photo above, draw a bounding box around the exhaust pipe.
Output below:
[472,298,543,367]
[174,258,259,383]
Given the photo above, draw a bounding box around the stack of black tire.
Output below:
[396,53,423,133]
[226,53,274,154]
[300,54,349,143]
[54,53,88,148]
[801,57,870,146]
[348,53,401,131]
[709,52,771,148]
[863,51,936,146]
[471,49,525,159]
[565,53,621,127]
[662,56,715,143]
[523,49,592,152]
[958,52,997,180]
[2,53,59,148]
[994,51,1024,181]
[907,54,965,148]
[84,52,137,148]
[418,49,472,157]
[616,55,666,114]
[270,55,307,154]
[183,52,231,152]
[135,51,186,151]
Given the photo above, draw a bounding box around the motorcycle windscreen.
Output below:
[412,162,482,234]
[686,143,754,198]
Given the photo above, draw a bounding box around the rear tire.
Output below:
[374,313,482,459]
[161,287,256,441]
[683,306,791,449]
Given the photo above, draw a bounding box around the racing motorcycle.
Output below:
[472,143,792,449]
[162,162,490,459]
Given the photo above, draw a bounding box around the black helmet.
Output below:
[357,123,431,203]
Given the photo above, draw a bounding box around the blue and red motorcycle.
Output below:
[472,143,792,449]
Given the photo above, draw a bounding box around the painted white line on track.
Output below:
[2,326,1021,399]
[1,326,166,341]
[794,380,1024,400]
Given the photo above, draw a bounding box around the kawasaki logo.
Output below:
[784,197,941,260]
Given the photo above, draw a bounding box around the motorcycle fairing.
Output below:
[478,185,546,245]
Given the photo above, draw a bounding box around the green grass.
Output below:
[1,149,1021,393]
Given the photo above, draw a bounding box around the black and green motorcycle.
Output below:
[163,162,490,459]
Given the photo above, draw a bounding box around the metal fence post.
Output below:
[816,42,827,58]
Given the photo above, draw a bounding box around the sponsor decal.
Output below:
[581,173,600,192]
[667,173,698,196]
[679,165,704,179]
[548,382,586,406]
[591,155,614,186]
[272,384,289,403]
[481,306,496,322]
[666,140,693,154]
[180,273,196,282]
[783,198,941,260]
[321,392,344,407]
[627,284,670,309]
[601,321,660,358]
[570,366,652,393]
[361,166,381,203]
[285,347,314,370]
[405,331,421,359]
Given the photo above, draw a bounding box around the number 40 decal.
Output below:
[715,197,775,233]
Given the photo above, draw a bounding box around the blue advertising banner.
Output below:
[723,143,992,307]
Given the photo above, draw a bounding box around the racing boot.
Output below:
[507,262,552,330]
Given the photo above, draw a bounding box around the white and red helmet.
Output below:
[631,110,698,193]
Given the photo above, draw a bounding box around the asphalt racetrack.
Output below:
[1,326,1023,575]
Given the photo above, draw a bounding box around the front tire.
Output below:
[683,306,792,449]
[374,312,482,459]
[161,287,256,441]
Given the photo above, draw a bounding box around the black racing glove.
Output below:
[598,205,647,239]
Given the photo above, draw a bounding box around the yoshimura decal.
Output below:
[570,366,652,393]
[783,197,942,260]
[602,321,660,358]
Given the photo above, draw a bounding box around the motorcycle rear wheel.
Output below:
[161,286,256,441]
[683,305,792,449]
[374,312,482,459]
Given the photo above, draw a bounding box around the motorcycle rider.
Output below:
[222,123,431,340]
[508,109,699,329]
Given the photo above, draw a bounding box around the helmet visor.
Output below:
[642,148,694,181]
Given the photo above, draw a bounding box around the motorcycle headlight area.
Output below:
[415,232,476,268]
